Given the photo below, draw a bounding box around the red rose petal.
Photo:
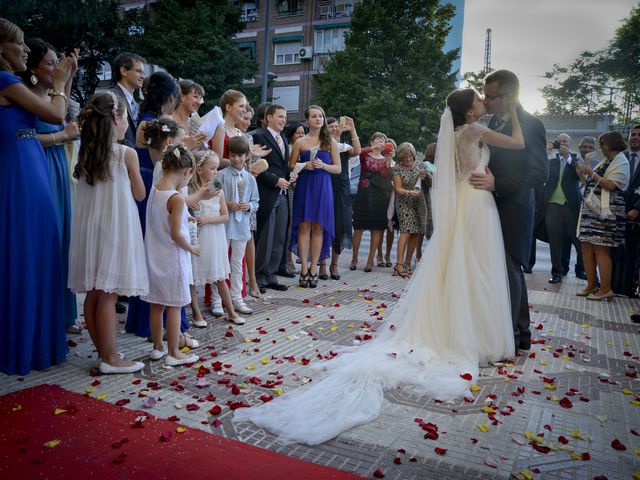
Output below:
[610,438,626,450]
[115,399,130,407]
[580,452,590,460]
[434,447,447,456]
[460,373,473,381]
[558,397,573,409]
[373,469,385,478]
[186,404,200,411]
[558,435,569,444]
[166,415,180,422]
[208,405,222,415]
[393,457,401,464]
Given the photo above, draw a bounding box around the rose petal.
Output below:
[611,438,626,450]
[373,469,385,478]
[434,447,447,456]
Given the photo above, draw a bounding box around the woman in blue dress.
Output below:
[0,19,73,375]
[289,105,341,288]
[20,38,80,334]
[125,72,194,343]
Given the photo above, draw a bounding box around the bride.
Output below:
[233,88,525,445]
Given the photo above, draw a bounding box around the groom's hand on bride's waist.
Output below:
[469,168,495,192]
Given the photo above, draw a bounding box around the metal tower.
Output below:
[483,28,492,72]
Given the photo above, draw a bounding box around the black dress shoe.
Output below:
[522,267,533,274]
[631,314,640,324]
[549,275,562,284]
[276,270,295,278]
[259,286,267,294]
[115,302,126,314]
[575,271,587,280]
[266,283,288,291]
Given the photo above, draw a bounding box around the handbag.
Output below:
[584,173,614,220]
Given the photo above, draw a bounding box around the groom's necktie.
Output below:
[493,116,508,132]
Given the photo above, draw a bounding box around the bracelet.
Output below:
[50,90,68,100]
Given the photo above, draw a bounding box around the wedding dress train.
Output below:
[233,111,515,445]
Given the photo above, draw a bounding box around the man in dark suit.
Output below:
[251,104,291,293]
[612,124,640,296]
[470,70,548,352]
[110,52,145,148]
[542,133,584,284]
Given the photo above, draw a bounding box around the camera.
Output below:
[552,140,561,149]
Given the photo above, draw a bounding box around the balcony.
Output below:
[240,7,259,22]
[275,0,303,18]
[315,0,361,20]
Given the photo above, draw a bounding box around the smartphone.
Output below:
[383,143,394,155]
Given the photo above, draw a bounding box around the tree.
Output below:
[314,0,458,149]
[540,51,620,116]
[124,0,258,111]
[461,69,492,93]
[0,0,129,105]
[541,4,639,123]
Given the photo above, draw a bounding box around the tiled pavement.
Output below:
[1,239,639,480]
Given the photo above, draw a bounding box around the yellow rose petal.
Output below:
[470,385,481,392]
[245,365,256,370]
[482,406,496,414]
[622,389,634,395]
[54,408,66,415]
[544,384,557,390]
[85,388,96,393]
[96,393,108,400]
[274,388,284,396]
[519,469,535,480]
[176,427,187,433]
[12,404,22,412]
[330,326,338,331]
[43,439,61,449]
[260,357,270,364]
[477,424,490,432]
[540,359,548,366]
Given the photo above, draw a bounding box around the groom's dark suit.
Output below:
[487,106,547,349]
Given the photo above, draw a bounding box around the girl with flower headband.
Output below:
[144,117,185,184]
[68,92,148,374]
[188,151,246,325]
[143,143,201,366]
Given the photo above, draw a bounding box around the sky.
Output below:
[460,0,638,114]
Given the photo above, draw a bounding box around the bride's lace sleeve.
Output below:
[455,122,491,179]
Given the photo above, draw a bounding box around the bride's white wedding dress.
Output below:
[233,111,515,445]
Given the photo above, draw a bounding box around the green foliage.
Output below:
[461,69,492,93]
[0,0,128,105]
[540,51,619,116]
[541,4,639,123]
[314,0,458,149]
[124,0,258,111]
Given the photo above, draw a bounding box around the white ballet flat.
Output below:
[150,349,167,361]
[99,361,144,375]
[164,354,199,367]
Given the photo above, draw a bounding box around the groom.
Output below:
[470,70,548,353]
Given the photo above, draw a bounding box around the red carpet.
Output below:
[0,384,366,480]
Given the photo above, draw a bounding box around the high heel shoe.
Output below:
[308,273,318,288]
[364,263,373,273]
[576,287,598,297]
[586,290,614,302]
[349,259,357,270]
[330,263,340,280]
[299,272,309,288]
[394,263,410,278]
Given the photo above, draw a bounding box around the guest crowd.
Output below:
[1,17,639,376]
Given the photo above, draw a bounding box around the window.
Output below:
[272,86,300,112]
[314,28,347,54]
[274,42,301,65]
[276,0,302,16]
[237,41,257,60]
[240,2,258,22]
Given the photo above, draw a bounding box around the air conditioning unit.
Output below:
[299,46,313,60]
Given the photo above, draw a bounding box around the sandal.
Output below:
[308,273,318,288]
[299,272,309,288]
[377,260,385,267]
[330,263,340,280]
[364,263,373,273]
[178,333,200,350]
[350,259,357,270]
[394,263,411,278]
[385,261,392,268]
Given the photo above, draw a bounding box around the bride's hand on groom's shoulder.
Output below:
[469,167,495,191]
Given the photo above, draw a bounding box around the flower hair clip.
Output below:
[106,91,119,117]
[161,125,171,133]
[173,147,181,159]
[146,137,153,145]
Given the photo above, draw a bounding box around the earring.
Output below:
[30,74,38,86]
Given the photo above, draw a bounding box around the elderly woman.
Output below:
[351,132,393,272]
[576,131,630,301]
[391,142,427,277]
